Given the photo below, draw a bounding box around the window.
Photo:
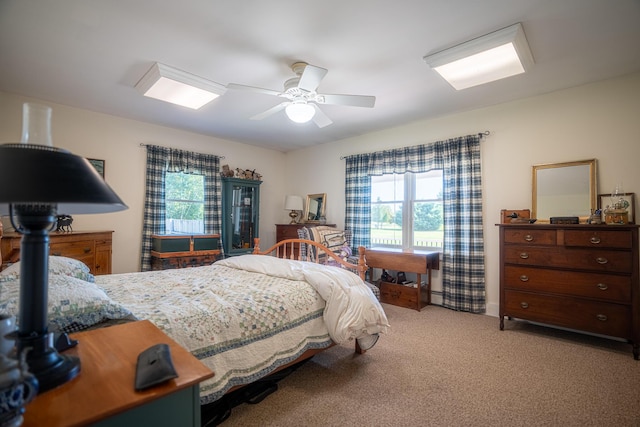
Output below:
[165,172,205,234]
[370,170,443,250]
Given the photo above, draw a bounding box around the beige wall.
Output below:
[2,72,639,316]
[285,71,640,316]
[0,92,288,273]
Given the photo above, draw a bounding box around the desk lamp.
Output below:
[0,103,127,392]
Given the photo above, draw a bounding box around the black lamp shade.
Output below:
[0,144,127,213]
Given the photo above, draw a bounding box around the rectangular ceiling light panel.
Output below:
[423,23,534,90]
[135,63,226,109]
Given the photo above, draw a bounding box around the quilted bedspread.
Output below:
[95,255,389,404]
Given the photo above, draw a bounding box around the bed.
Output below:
[0,232,389,410]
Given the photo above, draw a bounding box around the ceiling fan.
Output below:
[227,62,376,128]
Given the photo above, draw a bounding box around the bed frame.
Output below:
[253,237,368,279]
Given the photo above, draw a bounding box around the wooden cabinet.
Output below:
[221,178,261,256]
[23,320,214,427]
[1,230,113,275]
[498,224,640,359]
[365,249,440,311]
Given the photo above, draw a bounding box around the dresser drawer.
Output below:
[278,227,300,239]
[563,229,632,249]
[503,229,556,245]
[504,290,632,338]
[50,240,95,257]
[504,246,632,273]
[504,266,631,302]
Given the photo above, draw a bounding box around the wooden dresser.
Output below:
[276,223,337,241]
[275,223,335,258]
[497,224,639,359]
[1,230,113,275]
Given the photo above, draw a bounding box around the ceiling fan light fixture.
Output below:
[423,23,534,90]
[135,62,226,109]
[285,102,315,123]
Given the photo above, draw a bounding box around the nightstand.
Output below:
[23,320,214,427]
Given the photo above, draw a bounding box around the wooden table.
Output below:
[23,320,214,427]
[366,248,440,311]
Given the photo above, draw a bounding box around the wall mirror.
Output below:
[532,159,597,222]
[304,193,326,223]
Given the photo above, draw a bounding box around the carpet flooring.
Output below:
[223,304,640,426]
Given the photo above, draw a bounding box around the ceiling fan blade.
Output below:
[227,83,282,97]
[319,94,376,108]
[298,64,328,92]
[311,104,333,128]
[250,102,289,120]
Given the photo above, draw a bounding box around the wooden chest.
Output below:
[379,282,428,310]
[151,254,219,270]
[497,224,640,359]
[150,234,221,270]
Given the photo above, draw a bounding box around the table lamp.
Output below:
[0,103,128,392]
[284,195,303,224]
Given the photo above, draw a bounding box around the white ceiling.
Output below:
[1,1,639,152]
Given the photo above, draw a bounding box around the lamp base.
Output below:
[288,210,299,224]
[18,333,80,393]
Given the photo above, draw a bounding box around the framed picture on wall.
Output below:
[598,192,635,224]
[87,158,105,179]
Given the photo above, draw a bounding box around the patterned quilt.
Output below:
[95,255,389,404]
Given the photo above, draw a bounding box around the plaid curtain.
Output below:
[344,134,485,313]
[140,145,222,271]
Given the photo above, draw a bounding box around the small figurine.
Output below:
[220,164,234,178]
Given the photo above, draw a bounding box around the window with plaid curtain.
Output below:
[344,134,485,313]
[140,145,222,271]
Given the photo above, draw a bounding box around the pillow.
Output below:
[0,273,133,334]
[1,256,95,283]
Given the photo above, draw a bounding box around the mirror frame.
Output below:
[304,193,326,223]
[532,159,597,222]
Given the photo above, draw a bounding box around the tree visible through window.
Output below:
[165,172,204,234]
[370,170,443,250]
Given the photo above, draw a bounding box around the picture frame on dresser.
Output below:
[598,193,635,224]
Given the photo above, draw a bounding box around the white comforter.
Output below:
[217,255,389,343]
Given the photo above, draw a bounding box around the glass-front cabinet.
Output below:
[221,177,261,256]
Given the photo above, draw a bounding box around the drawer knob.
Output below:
[595,257,608,265]
[596,314,608,322]
[590,236,601,244]
[524,234,533,242]
[520,302,529,309]
[596,283,608,291]
[519,275,529,282]
[83,247,91,253]
[52,251,62,256]
[519,252,529,259]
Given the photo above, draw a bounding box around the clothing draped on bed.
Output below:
[95,254,389,404]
